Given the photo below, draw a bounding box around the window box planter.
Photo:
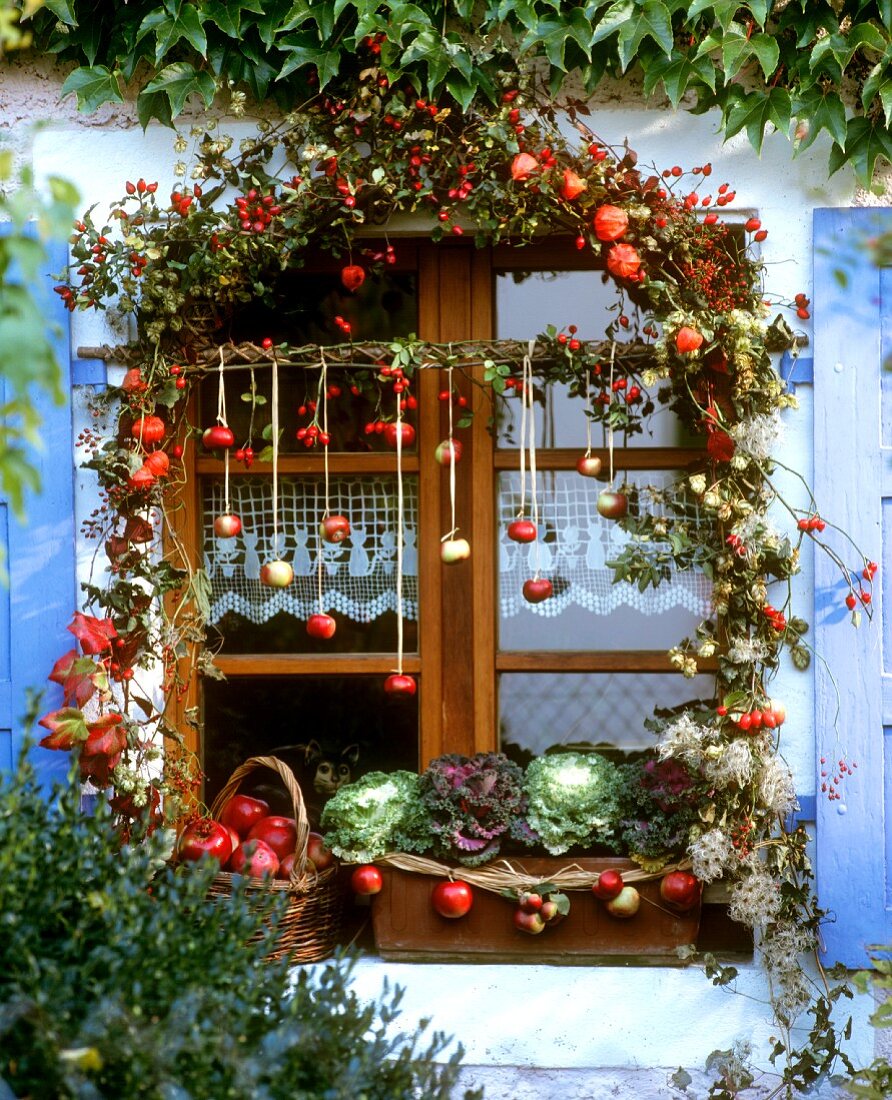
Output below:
[369,857,700,964]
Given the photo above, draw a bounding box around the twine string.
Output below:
[584,361,592,458]
[218,348,231,513]
[446,364,457,540]
[318,352,328,613]
[271,350,279,545]
[395,393,404,675]
[524,342,540,576]
[608,339,616,486]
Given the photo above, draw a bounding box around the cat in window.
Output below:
[253,740,360,826]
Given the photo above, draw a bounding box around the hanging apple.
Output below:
[659,871,701,912]
[214,513,242,538]
[441,538,471,564]
[341,264,365,291]
[597,490,628,519]
[435,439,462,465]
[513,907,546,934]
[431,879,473,918]
[319,514,351,543]
[576,454,602,477]
[307,613,336,639]
[522,577,553,604]
[384,673,416,697]
[604,885,640,918]
[591,868,624,900]
[351,864,384,895]
[384,422,415,450]
[202,425,235,450]
[260,560,294,587]
[507,519,537,543]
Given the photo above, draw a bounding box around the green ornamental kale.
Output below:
[523,751,623,854]
[320,770,433,863]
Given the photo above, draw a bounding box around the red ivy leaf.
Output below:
[38,707,90,750]
[48,650,107,707]
[68,612,117,655]
[706,429,736,463]
[83,713,127,758]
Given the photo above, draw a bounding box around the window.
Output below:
[177,239,713,803]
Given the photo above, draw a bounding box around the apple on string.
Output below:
[597,490,628,519]
[341,264,365,292]
[260,560,293,587]
[507,519,537,543]
[522,577,553,604]
[435,438,462,465]
[202,425,235,450]
[659,871,701,912]
[214,513,242,538]
[384,673,416,697]
[576,454,603,477]
[307,613,336,640]
[320,514,351,543]
[384,422,415,449]
[441,537,470,564]
[431,879,473,919]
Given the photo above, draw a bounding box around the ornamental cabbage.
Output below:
[523,751,622,854]
[419,753,530,867]
[320,771,432,864]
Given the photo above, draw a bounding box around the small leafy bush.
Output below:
[523,751,623,855]
[417,753,531,867]
[0,754,479,1099]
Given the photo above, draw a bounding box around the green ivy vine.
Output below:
[15,0,892,183]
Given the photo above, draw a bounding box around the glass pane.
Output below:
[498,470,711,651]
[203,475,419,654]
[499,672,715,760]
[229,269,417,346]
[494,268,694,448]
[199,365,417,455]
[203,676,419,815]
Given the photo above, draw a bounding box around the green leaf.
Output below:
[686,0,739,32]
[743,0,768,27]
[59,66,124,113]
[446,74,476,111]
[590,1,632,50]
[142,63,216,118]
[136,88,173,130]
[137,0,208,63]
[795,91,847,151]
[44,0,77,25]
[829,115,892,182]
[615,0,673,71]
[643,52,716,102]
[724,87,792,154]
[203,0,247,38]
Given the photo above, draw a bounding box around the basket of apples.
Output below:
[177,755,344,964]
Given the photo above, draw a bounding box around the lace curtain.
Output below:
[203,473,711,626]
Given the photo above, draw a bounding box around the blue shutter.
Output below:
[0,238,76,784]
[813,207,892,966]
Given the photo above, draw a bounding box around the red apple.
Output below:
[229,838,279,878]
[320,514,351,543]
[277,851,297,880]
[539,899,565,925]
[384,422,415,450]
[597,490,628,519]
[307,832,335,872]
[202,425,235,450]
[522,577,553,604]
[307,613,336,639]
[341,264,365,291]
[213,513,242,538]
[660,871,701,912]
[384,673,417,697]
[225,825,241,854]
[431,879,473,918]
[435,439,462,465]
[518,891,543,913]
[260,560,293,587]
[576,454,603,477]
[591,868,624,900]
[220,793,270,838]
[441,537,471,563]
[177,819,232,867]
[351,864,384,895]
[605,885,640,918]
[513,907,546,934]
[507,519,537,543]
[247,815,298,860]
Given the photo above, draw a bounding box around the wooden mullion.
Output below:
[496,651,719,673]
[493,447,704,471]
[197,454,419,475]
[215,653,422,676]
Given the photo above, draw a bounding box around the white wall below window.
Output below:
[4,70,877,1086]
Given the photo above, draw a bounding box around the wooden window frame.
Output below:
[173,237,712,785]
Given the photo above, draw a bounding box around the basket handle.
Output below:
[209,755,312,878]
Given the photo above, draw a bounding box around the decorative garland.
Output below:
[45,74,871,1091]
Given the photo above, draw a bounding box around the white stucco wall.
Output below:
[3,61,880,1095]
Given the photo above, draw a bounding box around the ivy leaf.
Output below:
[59,66,124,113]
[204,0,256,38]
[615,0,673,71]
[829,116,892,182]
[137,0,208,63]
[724,88,792,154]
[48,650,107,707]
[142,63,216,118]
[38,707,90,750]
[642,52,716,104]
[83,713,127,759]
[686,0,739,33]
[136,89,173,130]
[67,611,117,655]
[277,37,341,85]
[590,1,632,50]
[524,8,594,70]
[44,0,77,25]
[794,89,847,152]
[743,1,768,27]
[446,74,476,111]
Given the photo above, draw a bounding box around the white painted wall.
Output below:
[3,62,878,1094]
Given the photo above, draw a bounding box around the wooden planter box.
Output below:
[370,857,701,964]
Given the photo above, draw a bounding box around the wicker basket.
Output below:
[207,755,344,964]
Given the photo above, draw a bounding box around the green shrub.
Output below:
[0,754,480,1099]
